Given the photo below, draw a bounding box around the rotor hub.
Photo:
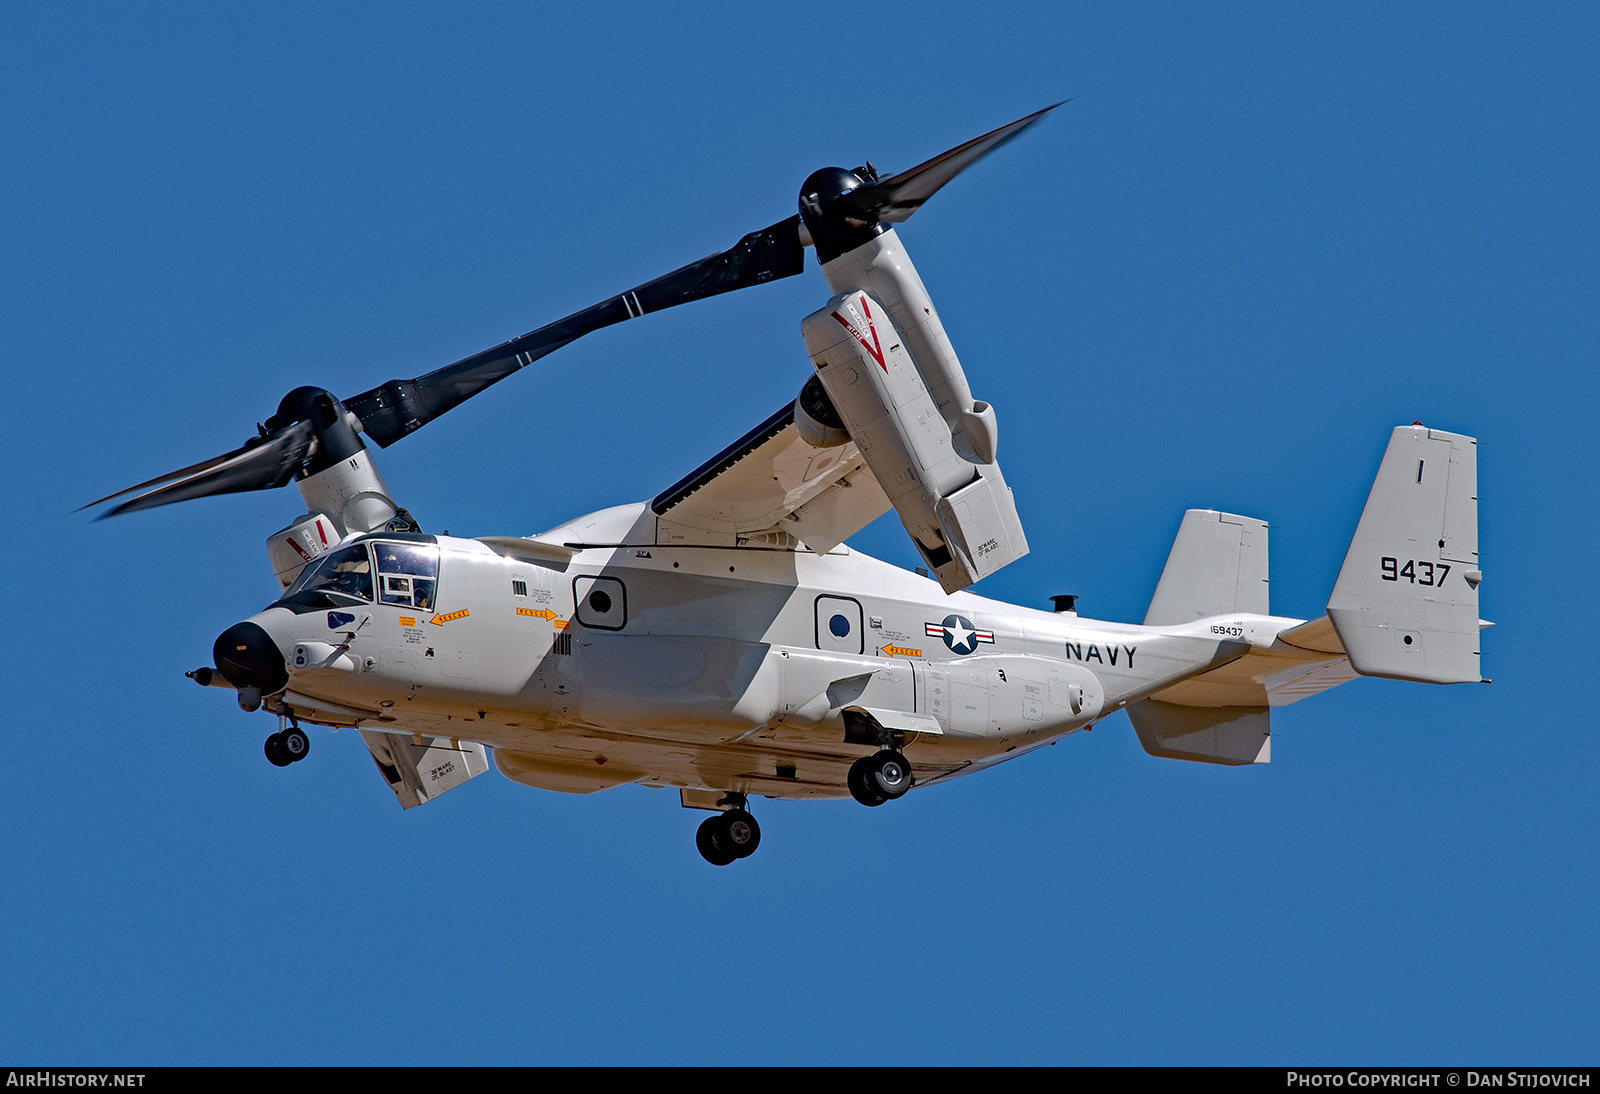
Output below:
[798,167,884,263]
[264,386,365,477]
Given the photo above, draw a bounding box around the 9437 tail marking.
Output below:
[1381,557,1450,587]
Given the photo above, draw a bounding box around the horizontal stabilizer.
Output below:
[1327,426,1482,684]
[1144,510,1269,626]
[1128,699,1271,766]
[1276,614,1345,654]
[1143,616,1359,714]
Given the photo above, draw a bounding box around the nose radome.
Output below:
[213,621,289,701]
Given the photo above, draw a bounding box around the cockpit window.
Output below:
[373,541,439,612]
[289,544,374,602]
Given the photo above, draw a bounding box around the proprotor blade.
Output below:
[838,102,1064,225]
[99,420,315,517]
[79,445,264,511]
[87,106,1063,511]
[347,215,805,448]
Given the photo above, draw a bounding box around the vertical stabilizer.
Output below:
[1327,425,1482,684]
[1144,510,1269,626]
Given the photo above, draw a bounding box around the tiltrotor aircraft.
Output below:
[88,106,1488,865]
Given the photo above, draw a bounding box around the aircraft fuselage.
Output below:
[236,502,1298,800]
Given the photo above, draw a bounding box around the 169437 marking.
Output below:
[1381,557,1450,586]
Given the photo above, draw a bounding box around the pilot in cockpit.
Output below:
[311,547,373,600]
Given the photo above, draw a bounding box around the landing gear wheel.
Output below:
[264,733,292,767]
[696,816,737,866]
[719,810,761,859]
[848,755,887,807]
[868,750,912,799]
[280,726,310,762]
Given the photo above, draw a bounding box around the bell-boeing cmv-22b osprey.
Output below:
[87,106,1488,865]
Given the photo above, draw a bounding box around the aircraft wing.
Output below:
[650,402,891,554]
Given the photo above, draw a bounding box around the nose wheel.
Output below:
[265,719,311,767]
[848,749,913,807]
[695,804,762,866]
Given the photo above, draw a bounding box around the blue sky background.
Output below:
[2,2,1595,1064]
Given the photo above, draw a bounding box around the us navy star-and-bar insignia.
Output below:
[925,614,995,655]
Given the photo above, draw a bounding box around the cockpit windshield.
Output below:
[373,541,439,612]
[288,544,374,602]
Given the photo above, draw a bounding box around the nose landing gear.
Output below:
[265,713,311,767]
[695,795,762,866]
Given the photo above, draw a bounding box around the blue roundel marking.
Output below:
[829,613,851,638]
[940,614,980,655]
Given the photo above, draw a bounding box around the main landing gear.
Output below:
[695,794,762,866]
[847,749,913,807]
[264,713,310,767]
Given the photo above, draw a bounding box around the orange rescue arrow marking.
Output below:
[429,608,470,626]
[880,644,922,658]
[516,607,560,621]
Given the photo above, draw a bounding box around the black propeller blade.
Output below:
[90,421,315,518]
[80,445,269,511]
[88,105,1060,515]
[345,104,1061,446]
[837,102,1064,225]
[346,216,805,448]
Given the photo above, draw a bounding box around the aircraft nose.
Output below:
[213,620,289,709]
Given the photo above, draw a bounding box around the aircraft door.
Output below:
[814,595,864,655]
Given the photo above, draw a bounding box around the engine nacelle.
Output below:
[265,512,342,589]
[801,289,1027,592]
[296,446,400,538]
[818,227,999,465]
